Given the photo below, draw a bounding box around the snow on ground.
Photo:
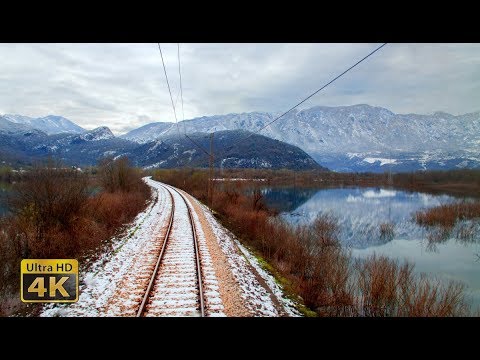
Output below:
[178,191,225,316]
[197,201,301,317]
[145,185,224,317]
[40,177,170,317]
[363,157,397,166]
[211,178,267,182]
[235,242,301,317]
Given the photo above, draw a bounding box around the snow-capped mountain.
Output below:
[3,104,480,172]
[3,114,85,135]
[122,104,480,172]
[78,126,115,141]
[133,130,324,170]
[0,116,50,163]
[120,122,173,143]
[0,117,38,135]
[1,116,322,170]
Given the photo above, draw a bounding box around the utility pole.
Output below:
[293,170,297,208]
[208,132,214,208]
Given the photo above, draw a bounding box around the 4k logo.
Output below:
[21,259,78,303]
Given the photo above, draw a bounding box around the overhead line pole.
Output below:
[209,132,214,207]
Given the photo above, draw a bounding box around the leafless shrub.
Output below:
[1,159,151,315]
[379,222,395,240]
[355,255,468,316]
[416,201,480,229]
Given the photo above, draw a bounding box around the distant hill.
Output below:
[27,127,137,166]
[7,103,480,172]
[120,122,173,143]
[0,117,49,163]
[3,114,85,135]
[121,104,480,172]
[133,130,325,170]
[0,117,324,170]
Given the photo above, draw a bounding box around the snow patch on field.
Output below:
[199,202,300,317]
[212,178,267,182]
[363,157,397,166]
[235,242,300,317]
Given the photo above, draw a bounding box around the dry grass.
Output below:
[416,201,480,228]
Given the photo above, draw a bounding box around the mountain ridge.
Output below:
[3,114,85,135]
[3,104,480,172]
[121,104,480,172]
[0,121,322,170]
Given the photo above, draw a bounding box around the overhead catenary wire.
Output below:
[175,43,215,199]
[178,43,186,134]
[185,133,211,157]
[184,42,388,169]
[157,43,210,158]
[230,43,388,146]
[158,43,181,137]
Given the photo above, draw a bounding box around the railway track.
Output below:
[137,184,206,317]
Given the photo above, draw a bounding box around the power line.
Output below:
[185,43,388,169]
[232,43,387,146]
[157,43,210,159]
[178,43,186,134]
[185,134,211,157]
[158,43,181,137]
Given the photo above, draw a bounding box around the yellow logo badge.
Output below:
[21,259,79,303]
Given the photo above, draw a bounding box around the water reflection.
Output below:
[424,220,480,253]
[352,237,480,309]
[278,187,459,248]
[265,186,480,309]
[259,187,319,213]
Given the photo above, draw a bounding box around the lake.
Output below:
[261,186,480,310]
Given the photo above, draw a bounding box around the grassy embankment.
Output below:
[153,168,472,317]
[0,158,151,316]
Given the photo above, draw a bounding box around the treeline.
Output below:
[0,157,151,316]
[153,168,471,316]
[169,168,480,198]
[0,166,22,184]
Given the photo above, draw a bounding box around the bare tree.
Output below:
[10,160,89,245]
[98,156,144,193]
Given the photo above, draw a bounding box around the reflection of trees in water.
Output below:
[456,222,478,243]
[342,221,398,249]
[425,228,450,253]
[260,187,319,213]
[423,220,480,253]
[379,222,395,242]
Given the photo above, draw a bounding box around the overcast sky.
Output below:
[1,43,479,135]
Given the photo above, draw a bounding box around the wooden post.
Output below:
[209,132,214,207]
[293,170,297,208]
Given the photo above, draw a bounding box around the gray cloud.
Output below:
[0,43,479,134]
